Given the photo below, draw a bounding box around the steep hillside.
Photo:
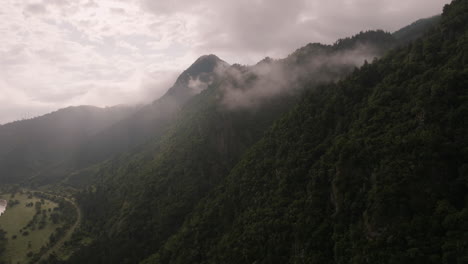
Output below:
[143,1,468,263]
[62,31,399,264]
[71,55,230,172]
[0,105,138,183]
[393,15,441,44]
[0,55,229,186]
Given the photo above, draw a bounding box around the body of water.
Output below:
[0,199,7,216]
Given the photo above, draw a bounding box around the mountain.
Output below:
[0,28,413,187]
[62,30,412,263]
[0,105,139,183]
[1,4,462,263]
[140,1,468,263]
[68,55,230,177]
[393,15,441,44]
[0,55,229,186]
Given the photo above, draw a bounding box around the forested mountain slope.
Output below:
[142,1,468,263]
[0,105,138,183]
[0,55,228,186]
[393,15,441,44]
[62,31,400,264]
[71,55,230,171]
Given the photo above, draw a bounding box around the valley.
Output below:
[0,0,466,263]
[0,189,80,264]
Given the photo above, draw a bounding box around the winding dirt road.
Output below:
[35,192,82,263]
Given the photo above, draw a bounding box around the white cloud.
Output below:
[0,0,451,124]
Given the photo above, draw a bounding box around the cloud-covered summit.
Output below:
[0,0,450,124]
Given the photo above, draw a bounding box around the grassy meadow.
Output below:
[0,192,61,264]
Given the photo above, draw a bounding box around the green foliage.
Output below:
[0,229,7,257]
[0,105,139,185]
[0,55,227,187]
[139,1,468,263]
[4,2,464,263]
[65,29,400,264]
[0,191,75,264]
[393,15,441,44]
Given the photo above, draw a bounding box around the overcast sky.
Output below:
[0,0,451,124]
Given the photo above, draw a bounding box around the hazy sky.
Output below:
[0,0,451,124]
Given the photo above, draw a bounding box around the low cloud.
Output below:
[187,76,212,95]
[141,0,450,64]
[0,0,451,124]
[220,43,382,109]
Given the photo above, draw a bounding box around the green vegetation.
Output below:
[0,55,229,188]
[0,106,141,185]
[393,15,441,44]
[62,2,467,263]
[62,30,399,264]
[0,191,78,264]
[0,192,58,263]
[0,1,465,264]
[141,1,468,263]
[0,229,6,261]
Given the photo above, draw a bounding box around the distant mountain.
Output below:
[0,55,229,185]
[69,54,230,176]
[0,105,139,183]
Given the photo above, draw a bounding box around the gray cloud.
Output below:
[110,8,126,15]
[83,0,98,8]
[0,0,451,124]
[44,0,71,7]
[219,41,383,109]
[24,3,48,14]
[141,0,450,63]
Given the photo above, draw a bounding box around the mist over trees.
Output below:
[1,1,466,263]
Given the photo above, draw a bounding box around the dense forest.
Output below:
[1,0,466,263]
[141,1,468,263]
[54,0,467,263]
[62,29,402,264]
[0,105,139,184]
[0,229,6,258]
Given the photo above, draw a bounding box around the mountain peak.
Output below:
[195,54,221,63]
[185,54,229,75]
[161,54,229,102]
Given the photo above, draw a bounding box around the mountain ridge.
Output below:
[60,24,434,264]
[141,1,468,263]
[0,10,456,263]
